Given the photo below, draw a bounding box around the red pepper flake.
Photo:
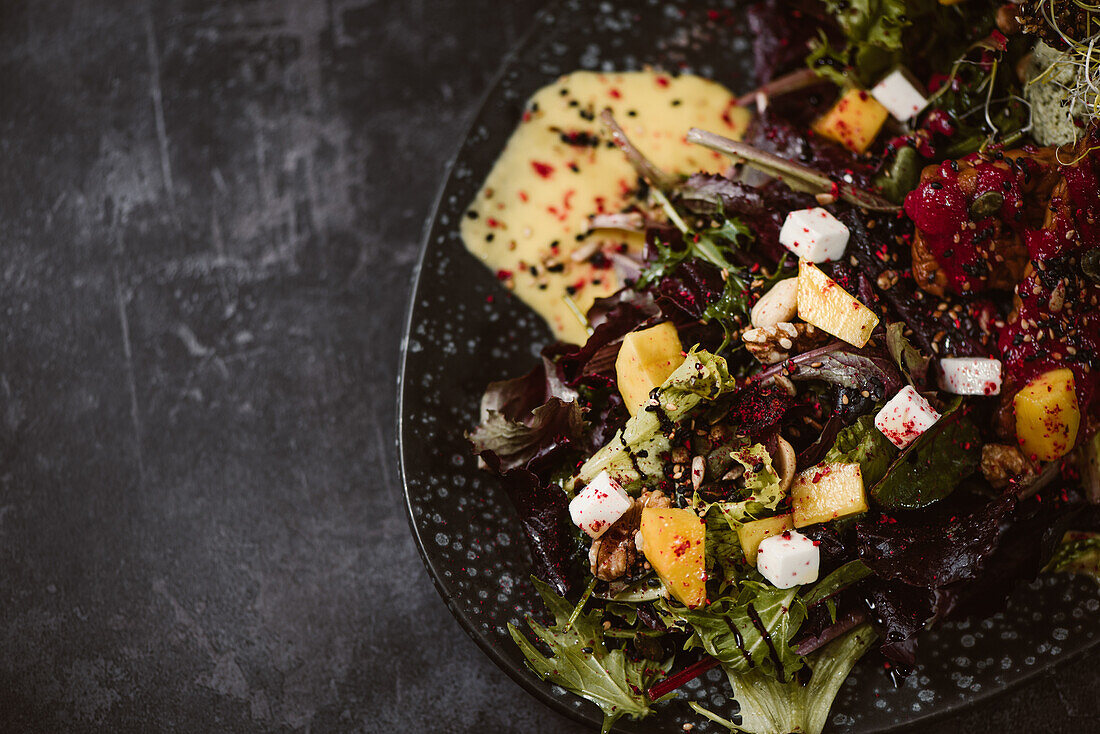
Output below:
[518,190,529,203]
[609,88,621,99]
[486,217,500,229]
[656,76,670,88]
[531,160,554,178]
[495,269,512,281]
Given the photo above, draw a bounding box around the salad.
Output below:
[462,2,1100,732]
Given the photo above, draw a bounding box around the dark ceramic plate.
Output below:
[397,1,1100,731]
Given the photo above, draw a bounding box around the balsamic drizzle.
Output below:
[746,603,786,682]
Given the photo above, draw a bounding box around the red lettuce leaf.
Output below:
[479,450,582,596]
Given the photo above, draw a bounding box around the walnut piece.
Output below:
[588,490,670,581]
[981,443,1036,488]
[741,321,830,364]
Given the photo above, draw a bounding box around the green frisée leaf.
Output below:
[695,444,786,524]
[509,578,674,733]
[571,350,736,490]
[870,397,981,510]
[824,414,897,488]
[808,0,910,87]
[1045,531,1100,583]
[705,511,748,587]
[702,624,878,734]
[661,582,806,679]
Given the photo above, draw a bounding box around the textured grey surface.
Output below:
[0,1,1095,732]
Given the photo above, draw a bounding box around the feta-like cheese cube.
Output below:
[939,357,1002,396]
[757,529,820,589]
[871,68,928,122]
[874,385,942,449]
[569,471,634,538]
[779,208,849,263]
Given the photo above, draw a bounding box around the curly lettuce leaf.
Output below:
[708,444,786,524]
[510,578,674,733]
[808,0,909,86]
[572,349,736,490]
[694,623,877,734]
[705,510,748,587]
[661,581,806,680]
[823,414,897,487]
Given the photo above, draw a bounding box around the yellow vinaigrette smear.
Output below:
[461,70,750,344]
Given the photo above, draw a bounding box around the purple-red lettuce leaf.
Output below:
[933,492,1098,621]
[747,0,834,85]
[857,491,1016,589]
[861,579,933,668]
[469,395,584,474]
[480,451,582,596]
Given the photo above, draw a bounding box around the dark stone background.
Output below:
[0,1,1094,731]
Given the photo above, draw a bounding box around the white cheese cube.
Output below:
[874,385,942,449]
[779,208,849,263]
[939,357,1002,396]
[871,69,928,122]
[757,529,820,589]
[569,471,633,538]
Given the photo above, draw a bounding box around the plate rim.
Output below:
[394,3,1100,731]
[394,1,597,729]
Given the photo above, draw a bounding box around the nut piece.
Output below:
[981,443,1035,488]
[588,491,670,581]
[751,278,799,328]
[771,437,797,494]
[742,321,830,364]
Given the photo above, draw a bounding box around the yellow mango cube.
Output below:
[616,322,685,415]
[640,507,707,608]
[737,514,795,566]
[791,463,867,528]
[1014,368,1080,461]
[797,260,880,347]
[813,88,889,153]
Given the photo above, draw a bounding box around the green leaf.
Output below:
[809,0,911,87]
[824,414,897,487]
[870,397,981,510]
[636,195,753,350]
[710,624,878,734]
[1045,531,1100,583]
[873,146,923,206]
[661,582,806,680]
[803,560,873,608]
[694,444,786,526]
[510,578,674,733]
[572,349,737,490]
[705,510,747,587]
[885,322,929,386]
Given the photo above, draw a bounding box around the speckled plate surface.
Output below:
[397,1,1100,731]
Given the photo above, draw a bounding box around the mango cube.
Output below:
[737,514,795,566]
[812,88,889,153]
[616,322,685,415]
[797,260,880,347]
[640,507,707,608]
[791,462,867,528]
[1014,368,1080,461]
